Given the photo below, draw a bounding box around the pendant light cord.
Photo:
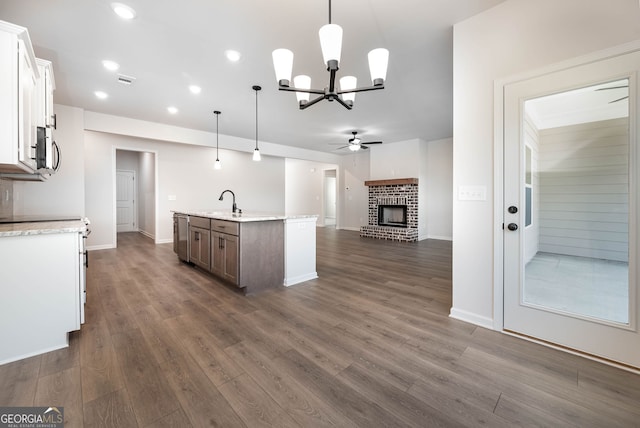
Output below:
[214,110,221,159]
[328,0,332,24]
[253,85,261,151]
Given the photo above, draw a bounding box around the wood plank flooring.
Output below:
[1,228,640,427]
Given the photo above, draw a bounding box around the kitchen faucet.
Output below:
[218,189,237,213]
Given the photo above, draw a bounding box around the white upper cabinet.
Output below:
[0,21,39,174]
[35,58,55,129]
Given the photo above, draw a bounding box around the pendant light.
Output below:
[213,110,222,169]
[252,85,261,161]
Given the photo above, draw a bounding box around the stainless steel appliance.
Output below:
[173,213,189,262]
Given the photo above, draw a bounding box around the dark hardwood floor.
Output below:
[1,228,639,427]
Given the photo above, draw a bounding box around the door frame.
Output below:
[111,146,159,248]
[493,40,640,334]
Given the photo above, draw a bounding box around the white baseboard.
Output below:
[428,235,453,241]
[284,272,318,287]
[155,238,173,244]
[87,244,115,251]
[139,230,155,240]
[339,227,361,232]
[449,307,494,330]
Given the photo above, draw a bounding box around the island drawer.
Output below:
[211,219,239,236]
[190,216,211,230]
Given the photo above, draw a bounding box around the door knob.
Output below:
[507,223,518,231]
[508,206,518,214]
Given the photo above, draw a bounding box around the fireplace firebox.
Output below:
[378,205,408,228]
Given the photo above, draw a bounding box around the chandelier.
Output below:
[271,0,389,110]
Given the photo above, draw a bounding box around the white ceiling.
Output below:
[526,79,630,130]
[0,0,505,153]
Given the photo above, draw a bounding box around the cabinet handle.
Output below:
[195,231,199,241]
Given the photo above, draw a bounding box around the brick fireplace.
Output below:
[360,178,418,242]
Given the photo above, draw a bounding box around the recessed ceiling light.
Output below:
[167,106,178,114]
[102,60,120,71]
[111,3,136,20]
[94,91,108,99]
[189,85,202,94]
[225,50,241,62]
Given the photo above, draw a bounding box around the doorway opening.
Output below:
[324,170,337,227]
[115,149,157,244]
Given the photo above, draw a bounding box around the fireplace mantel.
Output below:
[364,178,418,187]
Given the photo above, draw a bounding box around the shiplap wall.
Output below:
[538,117,629,262]
[523,114,539,264]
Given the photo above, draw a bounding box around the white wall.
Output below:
[138,152,156,239]
[426,138,453,240]
[284,158,338,226]
[85,131,285,249]
[14,104,85,216]
[339,151,370,231]
[452,0,640,327]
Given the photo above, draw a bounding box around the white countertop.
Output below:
[0,220,87,237]
[172,211,318,223]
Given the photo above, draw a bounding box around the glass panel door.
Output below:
[503,50,639,368]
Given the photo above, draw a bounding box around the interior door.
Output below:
[116,170,136,232]
[503,51,640,368]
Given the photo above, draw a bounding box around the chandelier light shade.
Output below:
[368,48,389,85]
[339,75,357,105]
[319,23,343,66]
[294,75,311,104]
[272,48,294,86]
[252,85,261,162]
[272,0,388,110]
[213,110,222,169]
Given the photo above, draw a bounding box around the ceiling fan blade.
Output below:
[596,86,629,91]
[333,145,350,150]
[362,141,383,145]
[360,145,369,150]
[609,96,629,104]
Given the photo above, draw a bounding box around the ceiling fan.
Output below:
[333,131,383,152]
[595,84,629,104]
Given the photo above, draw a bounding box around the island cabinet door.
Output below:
[211,231,239,286]
[189,226,210,270]
[222,234,239,284]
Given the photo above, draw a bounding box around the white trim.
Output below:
[284,272,318,287]
[427,235,453,241]
[155,238,173,244]
[139,229,154,240]
[449,308,494,330]
[87,244,115,251]
[501,330,640,375]
[340,226,361,232]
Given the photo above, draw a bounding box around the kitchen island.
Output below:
[172,211,317,294]
[0,219,87,365]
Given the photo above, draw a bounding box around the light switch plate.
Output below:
[458,185,486,201]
